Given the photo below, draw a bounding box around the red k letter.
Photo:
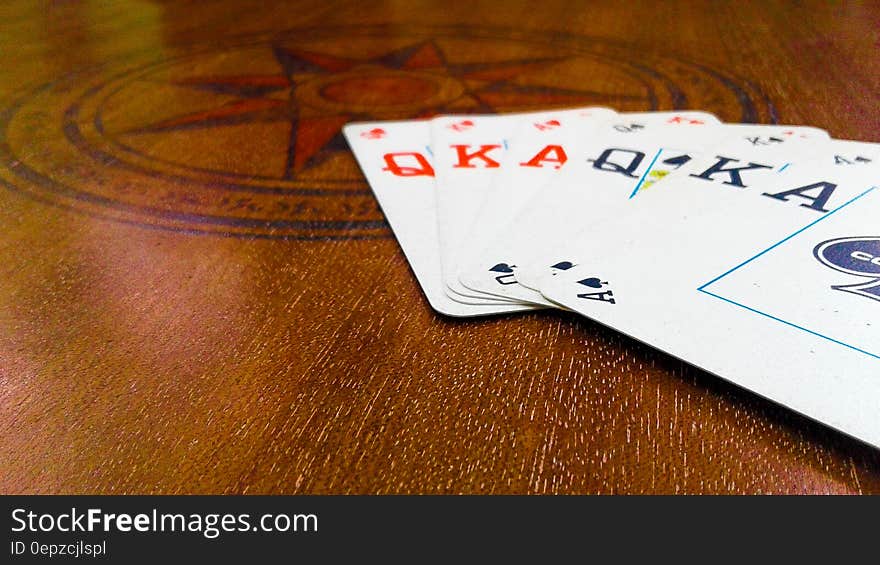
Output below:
[382,152,435,177]
[520,145,568,169]
[451,144,501,168]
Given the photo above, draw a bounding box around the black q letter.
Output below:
[588,148,645,179]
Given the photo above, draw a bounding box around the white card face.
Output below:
[457,111,724,305]
[432,110,608,304]
[653,124,832,190]
[512,123,832,296]
[343,120,534,317]
[431,113,523,303]
[775,138,880,174]
[539,149,880,448]
[456,107,618,291]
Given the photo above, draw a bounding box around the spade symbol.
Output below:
[489,263,518,285]
[575,277,616,304]
[661,154,691,168]
[551,261,574,271]
[577,277,606,288]
[489,263,515,273]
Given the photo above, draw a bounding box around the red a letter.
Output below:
[451,144,501,168]
[519,145,568,169]
[382,152,434,177]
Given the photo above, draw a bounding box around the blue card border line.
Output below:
[629,148,664,199]
[697,185,879,360]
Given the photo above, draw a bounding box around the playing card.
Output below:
[539,143,880,448]
[773,138,879,173]
[458,111,725,306]
[432,110,613,305]
[431,113,522,303]
[513,123,831,296]
[343,120,534,317]
[455,107,618,293]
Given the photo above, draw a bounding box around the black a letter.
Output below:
[762,181,837,213]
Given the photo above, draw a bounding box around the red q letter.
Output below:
[382,152,435,177]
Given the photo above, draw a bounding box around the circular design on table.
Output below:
[0,25,777,240]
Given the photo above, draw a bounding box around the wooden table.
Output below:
[2,0,878,494]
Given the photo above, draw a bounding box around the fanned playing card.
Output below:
[539,142,880,448]
[455,107,618,297]
[431,109,617,305]
[458,111,724,306]
[516,123,831,297]
[345,102,880,448]
[343,120,534,316]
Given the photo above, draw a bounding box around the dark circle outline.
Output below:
[81,29,774,188]
[86,46,366,193]
[0,83,388,240]
[88,38,665,186]
[56,32,673,231]
[0,24,777,240]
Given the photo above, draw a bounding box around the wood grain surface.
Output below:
[1,0,879,494]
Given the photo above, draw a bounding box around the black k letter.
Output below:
[690,156,773,188]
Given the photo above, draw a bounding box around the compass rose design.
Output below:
[0,25,777,239]
[113,40,630,182]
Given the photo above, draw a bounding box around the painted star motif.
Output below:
[123,40,635,179]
